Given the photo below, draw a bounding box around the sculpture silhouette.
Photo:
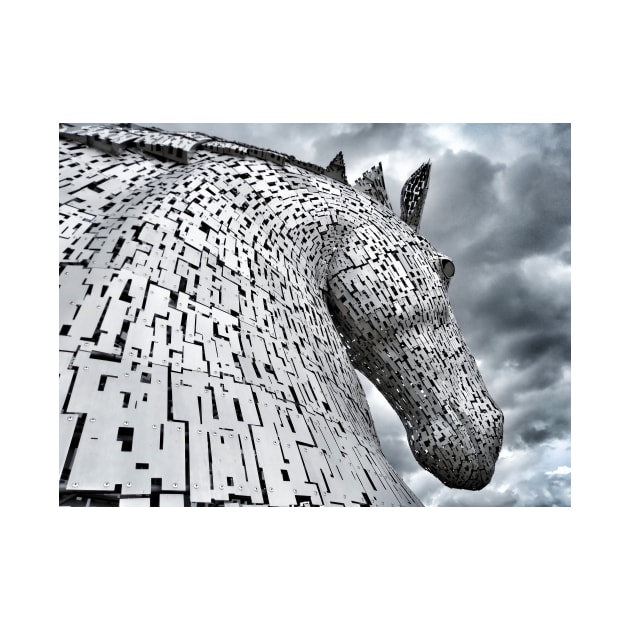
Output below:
[59,124,503,507]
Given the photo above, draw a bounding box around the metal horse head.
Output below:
[329,161,503,490]
[58,125,503,506]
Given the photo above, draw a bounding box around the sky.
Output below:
[141,122,571,507]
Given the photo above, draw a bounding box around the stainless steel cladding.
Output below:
[59,124,503,507]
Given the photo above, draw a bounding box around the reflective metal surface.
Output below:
[59,124,503,507]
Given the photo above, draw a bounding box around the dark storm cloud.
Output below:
[310,123,426,163]
[503,377,570,449]
[421,469,571,507]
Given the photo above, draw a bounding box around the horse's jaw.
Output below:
[337,319,504,491]
[389,323,505,490]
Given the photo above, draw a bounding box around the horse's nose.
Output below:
[454,408,503,490]
[428,407,502,491]
[461,460,496,490]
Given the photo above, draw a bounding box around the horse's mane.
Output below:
[59,123,399,213]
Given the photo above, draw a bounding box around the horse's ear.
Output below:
[324,151,348,184]
[353,162,393,213]
[400,161,431,230]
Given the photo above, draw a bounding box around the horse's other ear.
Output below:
[353,162,393,213]
[400,161,431,230]
[324,151,348,184]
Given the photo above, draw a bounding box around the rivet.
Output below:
[220,484,224,489]
[69,301,74,305]
[90,417,95,423]
[126,482,132,487]
[67,416,72,421]
[193,483,199,489]
[157,380,162,383]
[293,489,297,494]
[270,488,274,492]
[104,482,110,487]
[124,373,129,377]
[244,436,248,440]
[177,426,182,431]
[213,432,217,436]
[83,366,88,370]
[72,482,78,487]
[152,424,157,429]
[230,434,234,438]
[256,438,260,442]
[172,483,178,488]
[197,429,202,434]
[238,485,243,490]
[175,383,179,387]
[97,305,101,309]
[123,420,129,425]
[273,440,277,445]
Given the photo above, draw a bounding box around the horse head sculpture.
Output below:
[328,170,503,490]
[59,124,503,506]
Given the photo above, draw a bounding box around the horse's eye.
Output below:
[441,258,455,279]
